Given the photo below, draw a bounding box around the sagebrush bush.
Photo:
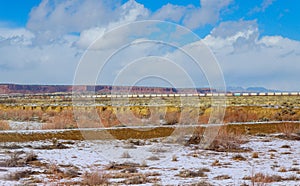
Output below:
[0,120,10,130]
[82,170,109,185]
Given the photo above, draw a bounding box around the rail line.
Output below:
[1,92,300,99]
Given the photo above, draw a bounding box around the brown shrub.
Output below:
[176,169,207,178]
[165,111,180,125]
[121,151,131,158]
[0,120,10,130]
[214,174,231,180]
[82,170,109,185]
[252,152,259,158]
[232,154,247,161]
[6,170,35,181]
[250,173,282,183]
[201,127,250,152]
[98,108,121,127]
[0,109,44,122]
[224,107,259,123]
[3,151,38,167]
[277,123,299,136]
[5,152,22,167]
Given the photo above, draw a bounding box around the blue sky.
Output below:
[1,0,299,40]
[0,0,299,90]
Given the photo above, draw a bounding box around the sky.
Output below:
[0,0,299,90]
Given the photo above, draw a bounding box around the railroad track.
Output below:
[1,92,300,99]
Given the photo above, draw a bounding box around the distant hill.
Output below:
[227,86,279,93]
[0,84,214,94]
[0,84,282,95]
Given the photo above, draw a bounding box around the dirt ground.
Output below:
[0,131,299,185]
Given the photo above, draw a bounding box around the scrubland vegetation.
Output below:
[0,95,300,130]
[0,95,300,185]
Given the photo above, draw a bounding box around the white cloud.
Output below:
[151,0,233,30]
[0,0,152,84]
[183,0,233,29]
[204,20,259,53]
[0,34,80,84]
[24,0,232,47]
[27,0,149,46]
[1,0,298,91]
[261,0,276,11]
[27,0,119,33]
[0,28,35,46]
[152,4,187,22]
[203,20,300,90]
[251,0,276,13]
[76,0,150,49]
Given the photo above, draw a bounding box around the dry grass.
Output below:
[24,151,38,162]
[194,127,251,152]
[276,123,300,140]
[281,144,291,148]
[82,169,109,186]
[0,120,10,130]
[172,154,178,161]
[6,170,35,181]
[252,152,259,158]
[224,107,260,123]
[191,181,213,186]
[105,162,141,170]
[176,169,207,178]
[121,151,131,158]
[289,167,300,172]
[4,152,22,167]
[147,156,160,161]
[0,97,298,126]
[244,172,283,184]
[232,154,247,161]
[278,167,287,172]
[2,151,38,167]
[213,174,231,180]
[0,99,300,131]
[211,160,221,166]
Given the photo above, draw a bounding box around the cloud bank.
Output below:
[0,0,299,91]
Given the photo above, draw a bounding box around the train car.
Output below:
[290,92,298,96]
[233,93,241,96]
[226,93,233,96]
[258,92,266,96]
[144,94,151,97]
[217,93,226,96]
[250,93,258,96]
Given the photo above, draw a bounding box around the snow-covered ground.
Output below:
[0,134,299,185]
[8,121,43,130]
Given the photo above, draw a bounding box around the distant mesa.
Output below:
[0,84,214,95]
[227,86,279,93]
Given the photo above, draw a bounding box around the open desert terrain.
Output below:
[0,93,300,185]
